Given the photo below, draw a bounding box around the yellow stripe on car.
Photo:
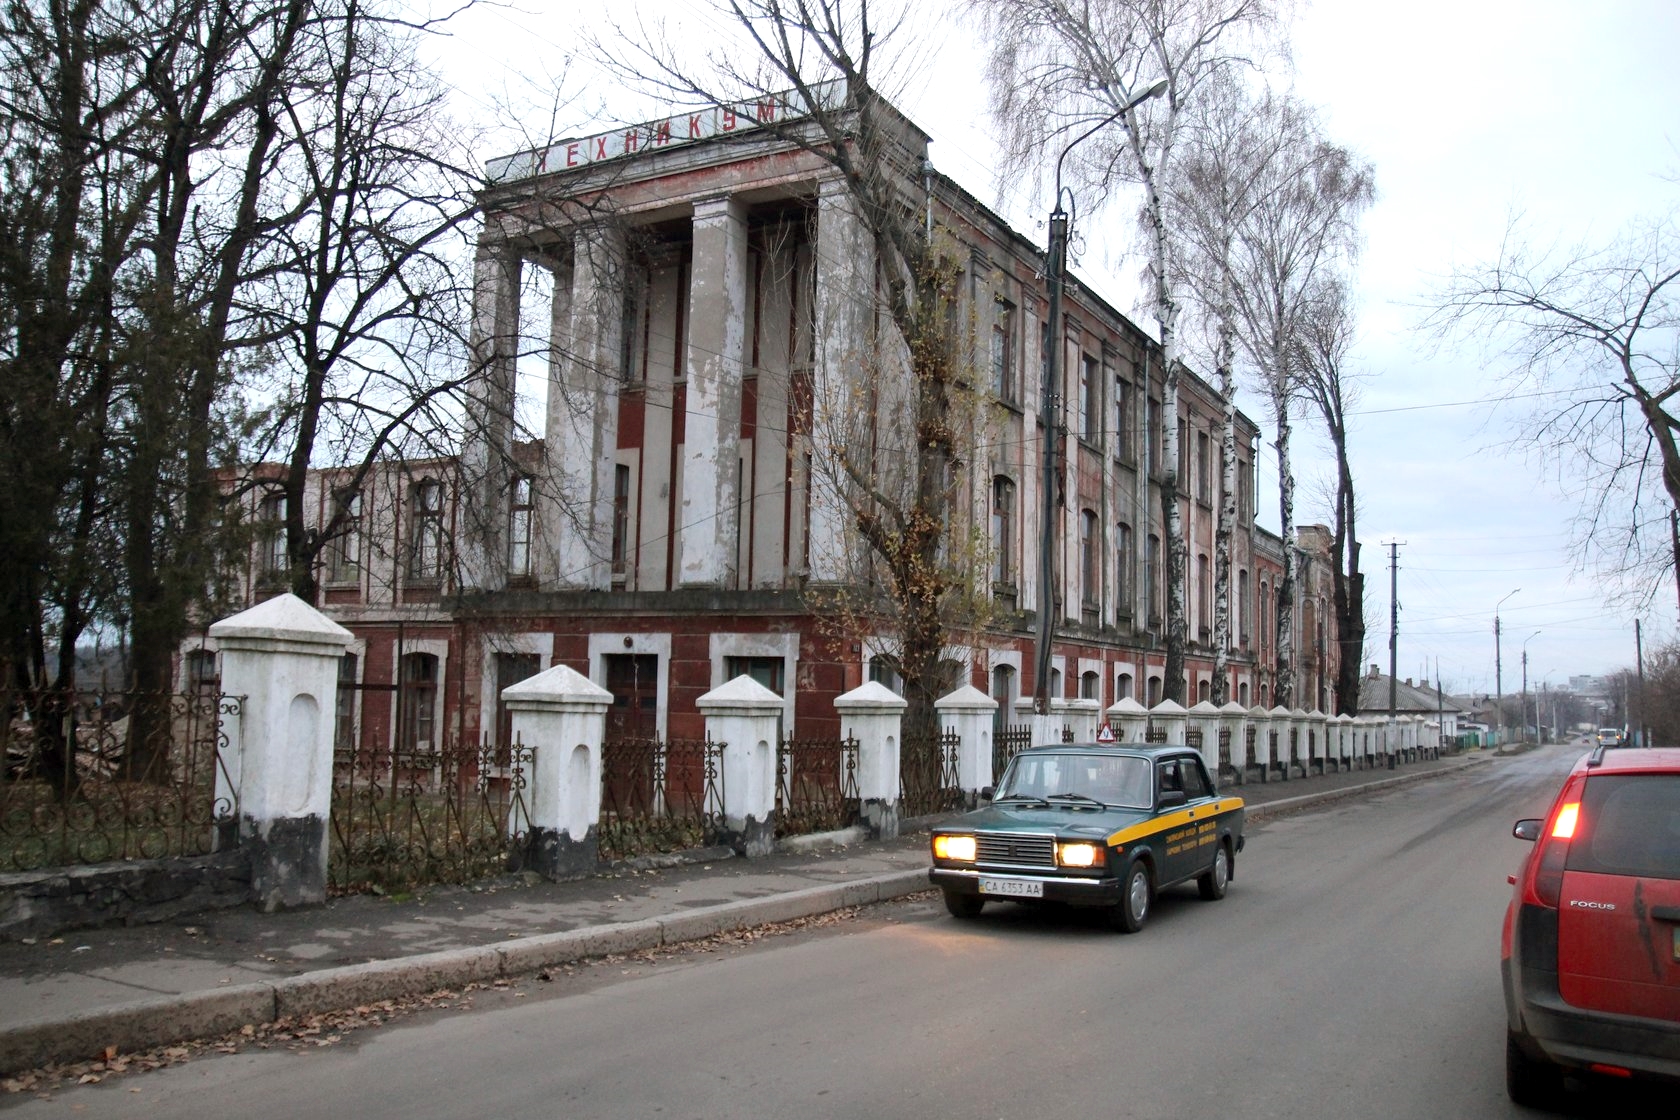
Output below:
[1106,797,1243,848]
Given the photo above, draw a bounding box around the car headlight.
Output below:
[933,834,977,862]
[1057,841,1105,868]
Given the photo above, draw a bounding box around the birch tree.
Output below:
[971,0,1279,703]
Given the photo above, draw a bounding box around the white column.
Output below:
[208,594,352,911]
[1151,699,1189,746]
[836,682,908,839]
[809,176,871,582]
[1065,699,1102,743]
[459,242,522,590]
[936,685,998,800]
[677,196,748,588]
[1248,705,1274,780]
[698,675,783,855]
[1017,698,1063,748]
[1106,696,1150,744]
[549,225,625,590]
[1188,701,1222,776]
[502,664,612,879]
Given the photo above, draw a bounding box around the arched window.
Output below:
[1197,678,1210,704]
[1146,675,1162,707]
[1116,671,1133,701]
[991,477,1016,587]
[1081,670,1099,700]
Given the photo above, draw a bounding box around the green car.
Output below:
[928,743,1245,933]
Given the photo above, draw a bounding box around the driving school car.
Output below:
[928,743,1245,932]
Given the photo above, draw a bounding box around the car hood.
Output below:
[955,803,1152,838]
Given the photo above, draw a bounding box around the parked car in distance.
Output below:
[1502,745,1680,1106]
[1596,727,1626,748]
[927,744,1243,933]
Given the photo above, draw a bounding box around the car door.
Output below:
[1153,757,1204,886]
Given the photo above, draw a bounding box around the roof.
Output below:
[1358,672,1463,716]
[1581,746,1680,773]
[1022,743,1201,760]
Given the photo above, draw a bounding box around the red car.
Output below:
[1502,745,1680,1105]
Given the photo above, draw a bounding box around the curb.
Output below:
[0,868,929,1076]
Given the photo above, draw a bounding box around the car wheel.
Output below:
[943,890,985,919]
[1198,842,1230,901]
[1111,860,1152,933]
[1505,1030,1563,1109]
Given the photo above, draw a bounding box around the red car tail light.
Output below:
[1523,785,1586,910]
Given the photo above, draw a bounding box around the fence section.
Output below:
[328,737,531,894]
[776,735,859,837]
[992,724,1033,783]
[900,729,963,817]
[0,690,239,872]
[597,737,725,861]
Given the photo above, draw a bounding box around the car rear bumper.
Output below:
[1505,960,1680,1081]
[928,867,1121,907]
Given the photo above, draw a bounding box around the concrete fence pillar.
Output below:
[699,675,784,856]
[503,664,611,879]
[1219,702,1249,784]
[1066,699,1101,743]
[1150,699,1188,745]
[1188,701,1221,776]
[1335,714,1354,766]
[936,685,997,802]
[1106,697,1150,744]
[836,682,907,840]
[1016,698,1063,748]
[208,594,352,912]
[1247,705,1273,781]
[1307,711,1329,772]
[1269,705,1295,779]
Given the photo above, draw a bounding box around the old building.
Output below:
[191,84,1329,754]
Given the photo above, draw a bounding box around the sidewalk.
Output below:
[0,749,1493,1075]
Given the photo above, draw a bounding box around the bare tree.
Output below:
[1221,96,1371,706]
[1295,276,1365,714]
[972,0,1281,703]
[1428,215,1680,610]
[594,0,989,731]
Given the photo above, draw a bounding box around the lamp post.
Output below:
[1033,78,1168,715]
[1521,631,1541,746]
[1494,588,1519,748]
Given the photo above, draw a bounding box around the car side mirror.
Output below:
[1159,789,1187,810]
[1512,819,1542,842]
[979,786,994,803]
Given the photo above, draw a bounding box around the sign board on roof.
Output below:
[486,79,847,184]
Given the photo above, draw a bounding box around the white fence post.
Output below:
[1219,701,1248,785]
[1106,696,1150,743]
[698,675,783,856]
[503,664,611,879]
[936,685,996,804]
[208,594,351,912]
[1150,699,1188,745]
[836,682,907,840]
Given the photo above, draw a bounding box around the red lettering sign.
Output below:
[688,114,702,138]
[623,129,639,153]
[655,120,671,145]
[566,142,579,167]
[595,136,608,159]
[722,108,737,131]
[757,99,777,123]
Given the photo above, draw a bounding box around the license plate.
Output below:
[979,877,1043,898]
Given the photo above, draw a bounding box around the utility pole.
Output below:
[1494,588,1520,751]
[1387,540,1404,769]
[1636,618,1647,748]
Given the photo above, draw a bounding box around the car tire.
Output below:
[943,890,985,919]
[1505,1030,1563,1109]
[1198,842,1230,901]
[1111,860,1152,933]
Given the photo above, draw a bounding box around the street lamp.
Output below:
[1521,631,1541,746]
[1494,588,1519,748]
[1033,78,1168,715]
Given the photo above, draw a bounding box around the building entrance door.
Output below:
[604,654,658,738]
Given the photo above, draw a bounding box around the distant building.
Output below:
[1360,664,1464,739]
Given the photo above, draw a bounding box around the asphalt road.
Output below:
[6,743,1666,1119]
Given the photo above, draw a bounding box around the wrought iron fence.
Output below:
[1186,728,1205,749]
[328,737,532,895]
[992,724,1034,783]
[0,689,239,873]
[776,735,859,837]
[1217,728,1234,775]
[1144,724,1168,744]
[598,737,725,861]
[900,729,963,817]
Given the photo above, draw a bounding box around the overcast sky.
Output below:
[433,0,1679,696]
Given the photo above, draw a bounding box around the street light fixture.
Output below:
[1494,588,1519,748]
[1521,631,1541,746]
[1033,78,1168,715]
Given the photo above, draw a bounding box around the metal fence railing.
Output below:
[0,689,239,873]
[597,737,725,861]
[900,729,963,817]
[776,735,859,837]
[992,724,1034,784]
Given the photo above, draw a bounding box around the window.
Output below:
[409,479,445,582]
[327,489,362,584]
[1080,355,1100,441]
[1081,671,1099,701]
[1049,666,1062,698]
[259,492,287,575]
[1117,672,1133,701]
[185,649,218,694]
[991,301,1015,404]
[991,664,1016,729]
[1260,581,1272,653]
[1237,459,1252,525]
[1147,533,1162,625]
[869,655,904,696]
[1080,509,1099,608]
[1238,569,1250,645]
[508,475,533,578]
[991,476,1015,586]
[725,655,785,696]
[495,652,540,755]
[1196,431,1210,503]
[1177,418,1189,481]
[611,464,632,580]
[1197,552,1211,641]
[1147,675,1162,707]
[1147,397,1162,473]
[1113,373,1129,460]
[335,653,358,751]
[1116,522,1134,619]
[399,653,438,751]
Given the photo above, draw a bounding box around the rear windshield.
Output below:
[1569,774,1680,879]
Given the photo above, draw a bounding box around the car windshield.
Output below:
[996,753,1152,809]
